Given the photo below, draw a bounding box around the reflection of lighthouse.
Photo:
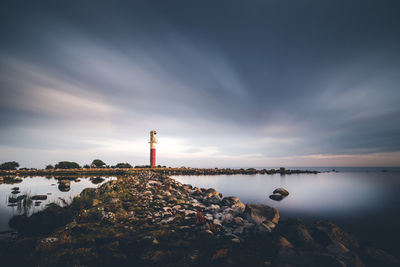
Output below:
[149,130,157,167]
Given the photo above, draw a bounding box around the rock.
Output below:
[31,195,47,200]
[207,204,220,211]
[277,218,316,249]
[204,188,219,198]
[264,220,276,229]
[223,213,233,224]
[143,191,152,196]
[359,246,400,267]
[205,230,213,235]
[184,210,196,216]
[310,220,359,250]
[91,177,105,184]
[41,237,58,244]
[255,223,271,234]
[58,180,71,188]
[206,196,222,204]
[204,213,213,221]
[244,204,279,225]
[221,196,245,212]
[11,187,19,191]
[233,226,245,235]
[273,188,289,196]
[213,218,222,226]
[231,238,241,243]
[277,236,294,249]
[160,217,175,224]
[11,190,20,194]
[275,249,346,267]
[234,217,245,225]
[244,222,255,229]
[269,194,284,201]
[327,243,365,267]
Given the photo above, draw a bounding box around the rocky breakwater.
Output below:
[2,171,399,267]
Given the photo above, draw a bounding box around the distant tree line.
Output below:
[0,160,166,170]
[0,161,19,170]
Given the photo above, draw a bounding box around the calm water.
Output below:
[1,169,399,256]
[0,176,115,240]
[174,168,400,255]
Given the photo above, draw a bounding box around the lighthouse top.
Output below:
[149,130,157,145]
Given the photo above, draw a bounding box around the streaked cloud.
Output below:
[0,0,399,167]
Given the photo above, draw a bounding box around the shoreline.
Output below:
[1,171,398,266]
[0,167,319,178]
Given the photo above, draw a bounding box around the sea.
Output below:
[0,167,399,256]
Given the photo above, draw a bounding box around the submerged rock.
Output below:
[31,195,47,201]
[269,194,284,201]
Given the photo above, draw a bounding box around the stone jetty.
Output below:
[0,167,319,178]
[1,171,398,266]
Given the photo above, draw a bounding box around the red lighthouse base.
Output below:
[150,148,156,167]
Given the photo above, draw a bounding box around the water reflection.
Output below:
[174,171,400,255]
[0,176,116,235]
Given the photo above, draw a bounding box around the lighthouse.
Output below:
[149,130,157,167]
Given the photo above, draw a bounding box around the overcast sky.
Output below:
[1,0,400,168]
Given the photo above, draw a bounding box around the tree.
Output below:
[54,161,81,169]
[115,162,133,168]
[45,164,54,170]
[0,161,19,170]
[91,159,106,168]
[83,164,90,169]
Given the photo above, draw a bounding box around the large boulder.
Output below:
[244,204,279,225]
[310,220,359,250]
[327,243,365,267]
[277,218,317,249]
[359,246,400,267]
[274,248,347,267]
[221,196,245,212]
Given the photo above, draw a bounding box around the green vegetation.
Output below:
[45,164,54,170]
[0,161,19,170]
[114,162,133,168]
[91,159,106,168]
[54,161,81,169]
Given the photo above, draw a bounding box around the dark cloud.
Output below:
[0,0,400,167]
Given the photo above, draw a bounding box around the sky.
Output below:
[1,0,400,168]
